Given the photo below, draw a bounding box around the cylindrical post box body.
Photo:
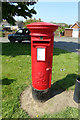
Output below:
[27,22,58,101]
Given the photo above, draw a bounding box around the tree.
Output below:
[58,27,63,33]
[65,23,69,28]
[2,2,37,25]
[24,18,42,27]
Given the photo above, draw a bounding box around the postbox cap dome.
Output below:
[27,22,58,36]
[27,22,57,26]
[27,22,58,31]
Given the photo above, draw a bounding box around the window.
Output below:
[17,29,23,33]
[26,30,29,34]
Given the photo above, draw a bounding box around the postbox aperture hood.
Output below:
[27,22,58,26]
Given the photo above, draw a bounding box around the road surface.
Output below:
[0,36,79,53]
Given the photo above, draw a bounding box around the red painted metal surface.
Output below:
[27,22,58,90]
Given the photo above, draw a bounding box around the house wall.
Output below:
[64,29,73,37]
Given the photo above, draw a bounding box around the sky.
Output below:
[15,1,79,25]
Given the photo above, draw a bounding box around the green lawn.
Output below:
[2,42,78,118]
[42,107,78,118]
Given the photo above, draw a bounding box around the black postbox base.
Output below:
[32,87,51,102]
[73,77,80,103]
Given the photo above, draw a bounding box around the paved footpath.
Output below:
[0,37,9,43]
[0,36,79,53]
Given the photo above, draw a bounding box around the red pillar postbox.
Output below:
[27,22,58,101]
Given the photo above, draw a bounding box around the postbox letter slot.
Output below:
[33,41,50,44]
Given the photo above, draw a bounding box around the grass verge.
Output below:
[2,42,78,118]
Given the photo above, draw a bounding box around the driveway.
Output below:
[0,36,79,53]
[54,36,79,53]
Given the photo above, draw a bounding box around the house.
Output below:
[0,20,10,27]
[16,21,24,29]
[0,20,24,31]
[65,22,80,38]
[1,20,18,31]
